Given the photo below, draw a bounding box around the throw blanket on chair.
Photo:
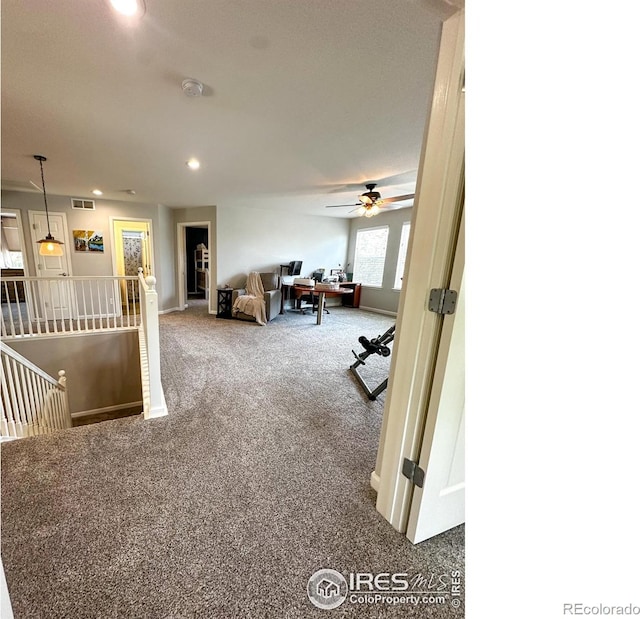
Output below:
[233,271,267,325]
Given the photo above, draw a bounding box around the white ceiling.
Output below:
[1,0,456,217]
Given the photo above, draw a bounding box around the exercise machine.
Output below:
[350,325,395,400]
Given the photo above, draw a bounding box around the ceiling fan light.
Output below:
[359,195,372,205]
[357,206,367,216]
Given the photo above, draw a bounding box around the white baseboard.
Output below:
[359,306,398,317]
[71,401,142,419]
[158,307,181,315]
[370,470,381,492]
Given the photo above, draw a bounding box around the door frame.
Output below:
[27,209,76,320]
[0,208,30,276]
[176,221,212,313]
[109,217,155,278]
[375,8,465,534]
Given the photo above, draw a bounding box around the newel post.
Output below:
[58,370,72,429]
[142,275,168,419]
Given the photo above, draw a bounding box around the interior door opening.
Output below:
[176,222,211,312]
[111,219,153,279]
[186,226,208,301]
[110,218,154,316]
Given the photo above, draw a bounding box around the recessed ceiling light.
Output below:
[187,158,201,170]
[92,189,103,196]
[109,0,144,17]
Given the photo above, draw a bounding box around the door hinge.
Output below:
[402,458,425,488]
[428,288,458,315]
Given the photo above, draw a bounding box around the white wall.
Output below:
[348,207,413,314]
[217,205,350,292]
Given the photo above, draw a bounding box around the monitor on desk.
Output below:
[280,261,302,276]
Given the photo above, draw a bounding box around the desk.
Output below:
[289,285,353,325]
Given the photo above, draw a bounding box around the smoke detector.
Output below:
[182,78,203,97]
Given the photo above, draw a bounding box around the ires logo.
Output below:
[349,573,410,591]
[308,569,461,610]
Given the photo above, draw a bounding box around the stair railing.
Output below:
[1,342,71,440]
[1,275,141,339]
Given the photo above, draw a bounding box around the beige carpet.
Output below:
[1,301,464,618]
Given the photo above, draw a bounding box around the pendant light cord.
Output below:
[36,155,52,236]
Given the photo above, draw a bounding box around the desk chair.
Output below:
[279,260,302,277]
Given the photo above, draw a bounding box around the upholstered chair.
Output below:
[232,272,282,323]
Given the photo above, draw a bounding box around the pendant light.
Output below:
[34,155,64,257]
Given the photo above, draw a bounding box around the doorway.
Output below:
[0,209,28,275]
[110,218,154,279]
[176,222,211,311]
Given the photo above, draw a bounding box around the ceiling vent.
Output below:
[182,78,203,97]
[71,198,96,210]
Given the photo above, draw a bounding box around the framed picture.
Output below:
[73,229,104,252]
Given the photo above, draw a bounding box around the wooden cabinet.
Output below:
[341,282,361,308]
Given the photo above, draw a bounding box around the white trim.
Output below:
[359,306,398,317]
[1,557,14,619]
[375,9,465,533]
[71,401,142,419]
[1,208,30,276]
[370,471,381,492]
[2,328,139,342]
[158,306,182,315]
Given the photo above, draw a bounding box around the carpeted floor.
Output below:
[1,300,464,618]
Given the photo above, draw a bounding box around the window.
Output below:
[393,222,411,289]
[352,226,389,287]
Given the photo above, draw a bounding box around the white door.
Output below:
[28,211,75,320]
[406,270,465,543]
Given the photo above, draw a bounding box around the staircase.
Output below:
[1,342,71,439]
[0,269,167,440]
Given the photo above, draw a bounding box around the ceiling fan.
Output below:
[325,183,414,217]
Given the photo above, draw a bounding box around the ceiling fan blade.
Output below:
[325,203,360,208]
[380,193,415,204]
